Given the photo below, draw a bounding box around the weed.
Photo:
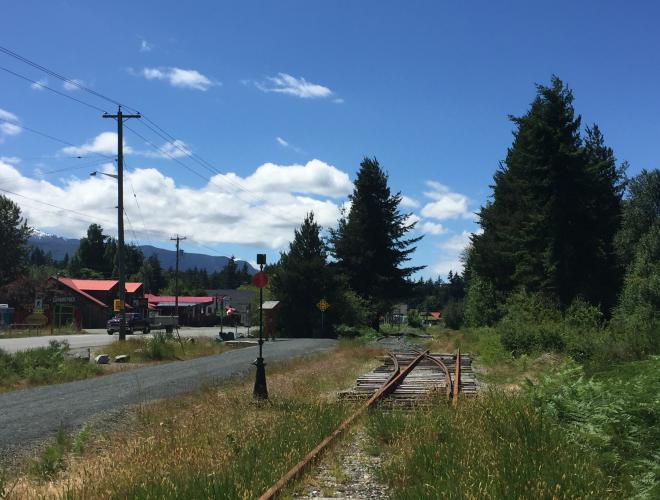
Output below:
[73,423,92,455]
[29,429,71,479]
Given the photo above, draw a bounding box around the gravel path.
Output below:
[0,338,337,453]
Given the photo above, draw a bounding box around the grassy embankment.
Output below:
[0,336,236,392]
[366,326,659,498]
[5,340,380,499]
[0,341,101,392]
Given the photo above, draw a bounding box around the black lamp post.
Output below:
[253,253,268,400]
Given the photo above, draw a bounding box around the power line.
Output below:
[0,65,108,113]
[38,158,110,175]
[0,116,114,160]
[0,45,124,109]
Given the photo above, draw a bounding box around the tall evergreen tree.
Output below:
[271,213,339,337]
[469,76,625,310]
[0,195,32,286]
[77,224,108,274]
[331,157,423,329]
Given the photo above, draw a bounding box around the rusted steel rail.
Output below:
[258,350,428,500]
[409,347,453,399]
[452,348,461,405]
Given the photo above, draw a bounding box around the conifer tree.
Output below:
[469,76,625,310]
[331,157,423,329]
[271,213,339,337]
[0,194,32,286]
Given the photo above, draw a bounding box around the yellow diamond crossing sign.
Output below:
[317,298,330,312]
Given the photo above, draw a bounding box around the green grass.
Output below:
[96,335,231,363]
[0,341,101,391]
[367,392,617,499]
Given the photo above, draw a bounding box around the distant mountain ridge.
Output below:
[28,234,256,274]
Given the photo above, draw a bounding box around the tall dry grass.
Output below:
[9,342,379,499]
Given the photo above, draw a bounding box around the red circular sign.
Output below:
[252,271,268,288]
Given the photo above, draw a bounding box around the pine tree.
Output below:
[271,213,339,337]
[469,76,625,310]
[331,157,423,329]
[77,224,108,275]
[0,194,32,286]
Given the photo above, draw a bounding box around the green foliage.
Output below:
[615,169,660,267]
[463,272,499,327]
[270,213,341,337]
[334,324,378,339]
[30,428,71,478]
[528,357,660,497]
[208,256,251,289]
[497,290,563,354]
[406,309,422,328]
[0,341,100,389]
[610,223,660,358]
[368,392,614,498]
[0,194,32,286]
[331,157,423,328]
[144,333,177,360]
[442,300,464,330]
[469,76,625,312]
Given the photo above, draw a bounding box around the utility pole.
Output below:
[170,235,186,321]
[103,106,140,341]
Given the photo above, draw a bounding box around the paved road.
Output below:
[0,326,251,353]
[0,338,337,450]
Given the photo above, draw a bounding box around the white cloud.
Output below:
[139,39,154,52]
[142,139,192,159]
[0,158,352,249]
[275,136,304,154]
[211,159,352,198]
[276,137,289,147]
[140,67,216,91]
[405,213,421,226]
[0,156,20,164]
[420,221,447,235]
[400,195,420,208]
[420,180,472,220]
[431,230,475,277]
[30,78,48,91]
[61,132,131,156]
[333,98,345,104]
[256,73,333,99]
[63,79,84,91]
[0,108,22,141]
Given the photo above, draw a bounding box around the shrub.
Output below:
[406,309,423,329]
[527,357,660,497]
[144,334,177,360]
[442,300,464,330]
[334,324,377,339]
[464,273,499,327]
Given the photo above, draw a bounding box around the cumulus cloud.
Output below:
[0,108,22,141]
[61,132,131,156]
[400,195,420,208]
[256,73,333,99]
[143,139,192,159]
[63,79,85,91]
[30,78,48,91]
[139,67,216,91]
[0,158,352,249]
[420,180,472,220]
[431,230,476,277]
[420,221,447,235]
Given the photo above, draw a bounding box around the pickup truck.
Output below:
[106,313,150,335]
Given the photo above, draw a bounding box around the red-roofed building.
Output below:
[47,277,146,329]
[144,294,219,326]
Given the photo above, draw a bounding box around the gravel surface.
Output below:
[0,338,337,456]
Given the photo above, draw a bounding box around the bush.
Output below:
[144,334,177,360]
[334,324,377,339]
[464,273,499,327]
[497,290,563,354]
[442,300,464,330]
[527,357,660,497]
[406,309,423,329]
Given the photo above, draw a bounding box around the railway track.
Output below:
[258,342,476,499]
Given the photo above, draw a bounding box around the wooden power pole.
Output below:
[170,235,186,321]
[103,106,140,341]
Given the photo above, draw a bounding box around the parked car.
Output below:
[106,313,150,335]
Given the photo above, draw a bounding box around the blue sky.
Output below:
[1,1,658,276]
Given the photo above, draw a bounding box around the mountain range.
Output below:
[28,232,256,274]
